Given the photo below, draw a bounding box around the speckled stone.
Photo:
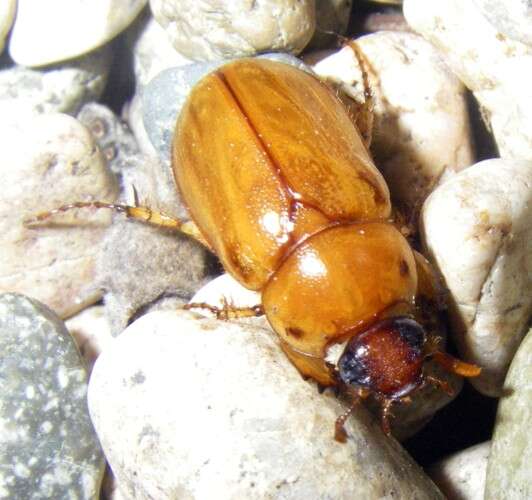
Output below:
[485,328,532,499]
[142,54,310,161]
[0,46,112,119]
[0,293,105,499]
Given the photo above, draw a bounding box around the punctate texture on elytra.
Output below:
[173,58,391,290]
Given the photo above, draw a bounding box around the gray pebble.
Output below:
[0,46,112,118]
[485,328,532,499]
[0,293,105,499]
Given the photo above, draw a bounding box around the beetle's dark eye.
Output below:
[338,317,426,399]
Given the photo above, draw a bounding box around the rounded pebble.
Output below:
[311,31,474,213]
[149,0,315,61]
[485,328,532,499]
[89,309,444,499]
[421,159,532,396]
[9,0,147,67]
[0,46,112,119]
[0,293,105,499]
[404,0,532,160]
[0,113,119,318]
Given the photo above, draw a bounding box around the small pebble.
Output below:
[149,0,315,61]
[485,328,532,499]
[8,0,147,67]
[422,158,532,396]
[0,113,119,318]
[404,0,532,159]
[0,293,105,499]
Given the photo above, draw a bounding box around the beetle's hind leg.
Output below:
[184,297,264,320]
[23,200,211,249]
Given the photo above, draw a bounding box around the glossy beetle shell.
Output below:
[174,59,391,291]
[173,58,416,386]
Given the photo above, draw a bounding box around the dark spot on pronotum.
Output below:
[286,326,305,339]
[399,259,409,277]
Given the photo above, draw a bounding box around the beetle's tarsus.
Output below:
[425,374,454,397]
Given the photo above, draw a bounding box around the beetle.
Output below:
[26,56,480,440]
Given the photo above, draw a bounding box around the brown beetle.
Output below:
[27,57,480,439]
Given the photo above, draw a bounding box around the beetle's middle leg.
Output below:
[184,297,264,320]
[23,200,211,249]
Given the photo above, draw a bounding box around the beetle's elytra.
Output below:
[27,56,480,439]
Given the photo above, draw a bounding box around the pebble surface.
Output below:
[8,0,147,67]
[422,158,532,396]
[0,113,118,318]
[0,46,112,119]
[149,0,315,61]
[0,293,105,499]
[485,328,532,499]
[89,310,444,500]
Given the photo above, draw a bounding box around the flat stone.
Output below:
[89,309,444,499]
[311,31,474,213]
[8,0,147,67]
[404,0,532,159]
[421,159,532,396]
[0,0,16,53]
[0,46,112,119]
[429,441,490,500]
[0,113,119,318]
[149,0,315,61]
[0,293,105,499]
[485,328,532,499]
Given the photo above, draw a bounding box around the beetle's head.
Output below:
[337,316,427,400]
[333,316,480,439]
